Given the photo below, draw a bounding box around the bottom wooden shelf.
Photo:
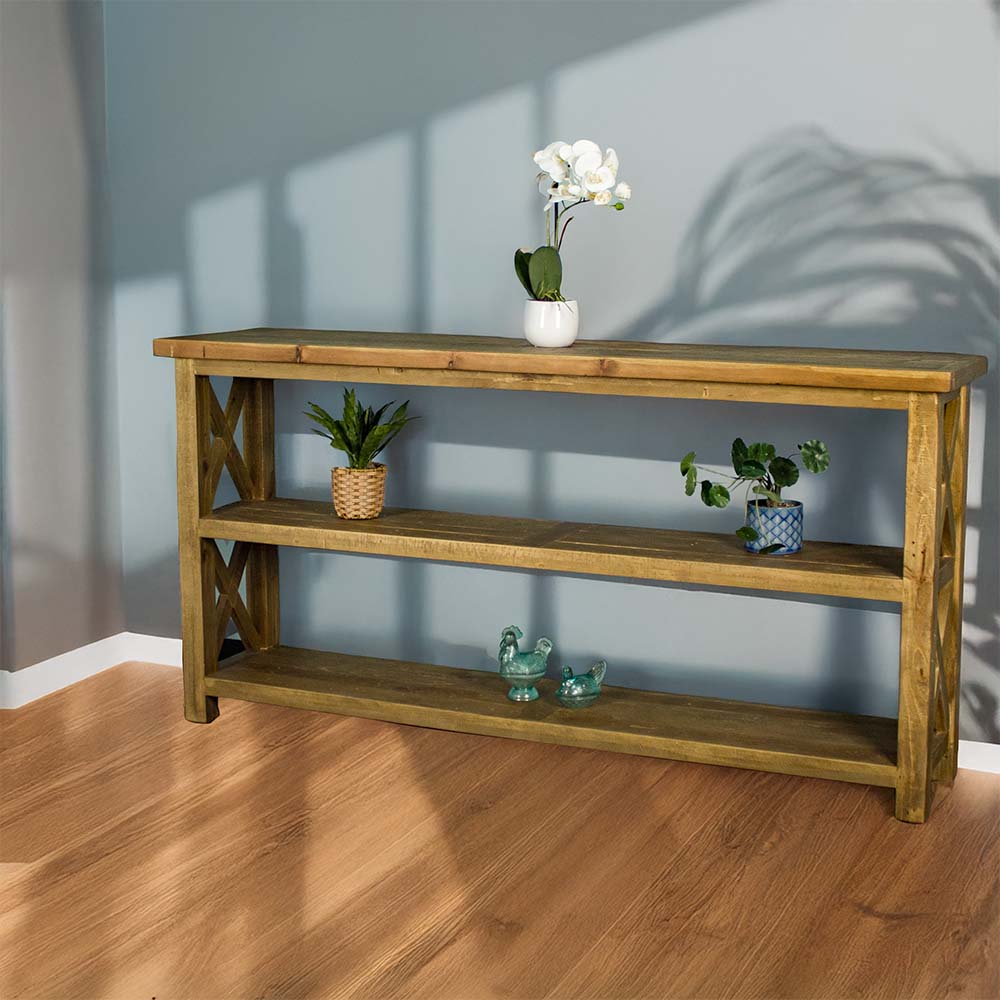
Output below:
[206,646,898,788]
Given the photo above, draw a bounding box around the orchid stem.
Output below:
[557,215,575,250]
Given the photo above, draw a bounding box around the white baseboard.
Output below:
[957,739,1000,775]
[0,631,181,709]
[2,638,1000,774]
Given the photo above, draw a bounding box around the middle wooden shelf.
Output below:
[202,498,906,602]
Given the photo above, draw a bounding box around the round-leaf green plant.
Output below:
[681,438,830,554]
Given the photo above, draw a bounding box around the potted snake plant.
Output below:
[305,389,416,519]
[680,438,830,554]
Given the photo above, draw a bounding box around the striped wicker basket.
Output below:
[331,463,387,519]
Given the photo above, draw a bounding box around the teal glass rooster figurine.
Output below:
[497,625,553,702]
[555,660,607,708]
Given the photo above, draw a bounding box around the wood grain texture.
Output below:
[896,392,944,822]
[207,377,254,500]
[2,663,997,1000]
[203,499,905,602]
[151,328,989,392]
[936,387,971,783]
[203,645,899,787]
[175,361,218,723]
[242,378,280,650]
[160,345,987,821]
[192,358,913,410]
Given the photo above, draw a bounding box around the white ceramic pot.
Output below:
[523,299,579,348]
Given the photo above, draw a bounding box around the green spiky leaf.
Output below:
[306,393,416,469]
[356,423,393,469]
[368,401,393,432]
[341,388,360,444]
[305,402,354,458]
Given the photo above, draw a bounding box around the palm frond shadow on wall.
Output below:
[623,126,999,741]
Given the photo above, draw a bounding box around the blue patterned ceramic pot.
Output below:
[745,500,803,555]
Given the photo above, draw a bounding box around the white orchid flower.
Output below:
[533,140,565,165]
[537,172,557,196]
[582,165,616,193]
[559,139,603,176]
[533,141,568,182]
[529,138,631,230]
[522,136,629,292]
[573,149,603,177]
[543,182,583,210]
[571,139,601,160]
[547,161,569,182]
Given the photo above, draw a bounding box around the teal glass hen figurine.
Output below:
[555,660,607,708]
[498,625,553,702]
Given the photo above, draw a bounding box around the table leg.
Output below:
[176,360,219,723]
[896,391,946,822]
[934,387,971,784]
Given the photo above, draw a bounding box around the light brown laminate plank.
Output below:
[296,753,751,1000]
[203,645,899,787]
[727,775,1000,1000]
[4,664,997,1000]
[394,766,778,1000]
[152,328,989,392]
[545,772,1000,1000]
[201,499,904,602]
[545,775,875,1000]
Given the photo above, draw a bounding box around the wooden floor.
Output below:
[2,664,997,1000]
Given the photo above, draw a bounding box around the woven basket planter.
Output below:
[331,463,386,519]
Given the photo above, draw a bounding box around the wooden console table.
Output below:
[154,330,987,822]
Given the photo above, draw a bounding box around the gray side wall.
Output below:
[105,1,999,740]
[0,0,123,671]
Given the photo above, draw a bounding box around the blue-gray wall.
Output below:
[0,0,123,674]
[105,1,999,739]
